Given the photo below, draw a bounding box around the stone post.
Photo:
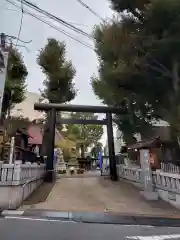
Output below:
[13,161,22,185]
[139,149,158,200]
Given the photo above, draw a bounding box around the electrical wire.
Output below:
[7,38,30,51]
[32,13,89,28]
[14,0,94,40]
[75,0,104,21]
[6,34,32,44]
[15,0,24,46]
[6,0,94,49]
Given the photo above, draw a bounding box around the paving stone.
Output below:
[21,172,180,216]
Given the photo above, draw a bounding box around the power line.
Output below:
[3,2,89,27]
[6,34,32,44]
[15,0,23,46]
[14,0,94,40]
[7,38,30,51]
[31,13,89,27]
[6,0,94,49]
[75,0,104,21]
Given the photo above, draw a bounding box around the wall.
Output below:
[0,161,46,210]
[0,178,43,209]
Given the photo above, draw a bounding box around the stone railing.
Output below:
[0,161,46,185]
[0,161,46,209]
[152,171,180,192]
[160,162,180,174]
[117,164,180,209]
[117,165,142,184]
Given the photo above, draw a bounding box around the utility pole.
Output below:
[0,33,9,120]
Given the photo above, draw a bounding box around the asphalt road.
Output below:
[1,217,180,239]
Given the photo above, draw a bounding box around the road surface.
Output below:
[1,216,180,239]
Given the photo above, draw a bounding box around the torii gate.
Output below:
[34,103,127,182]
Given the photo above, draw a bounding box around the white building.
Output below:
[10,91,70,122]
[11,92,44,120]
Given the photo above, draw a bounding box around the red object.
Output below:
[28,125,43,145]
[27,124,65,145]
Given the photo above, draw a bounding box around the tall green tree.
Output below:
[37,38,76,103]
[109,0,150,19]
[92,0,180,143]
[2,48,27,120]
[37,38,77,155]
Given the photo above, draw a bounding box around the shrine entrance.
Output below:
[34,103,126,182]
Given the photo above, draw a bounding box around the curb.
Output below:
[1,210,180,227]
[0,210,25,217]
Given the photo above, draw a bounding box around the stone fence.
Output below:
[0,161,46,209]
[117,164,180,209]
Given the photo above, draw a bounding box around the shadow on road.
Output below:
[23,182,55,205]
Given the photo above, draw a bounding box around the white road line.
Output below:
[126,234,180,240]
[122,225,154,228]
[4,216,77,223]
[1,210,24,216]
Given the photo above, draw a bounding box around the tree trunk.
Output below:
[80,144,85,158]
[172,59,180,92]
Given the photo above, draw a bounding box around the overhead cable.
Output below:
[15,0,24,46]
[6,34,32,44]
[6,0,94,49]
[14,0,94,40]
[75,0,104,21]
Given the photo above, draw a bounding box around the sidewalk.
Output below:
[21,174,180,216]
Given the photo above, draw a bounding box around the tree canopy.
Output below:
[37,38,76,103]
[56,138,77,161]
[63,112,104,157]
[92,0,180,143]
[37,38,77,156]
[2,48,27,120]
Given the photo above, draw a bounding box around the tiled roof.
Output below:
[128,137,161,150]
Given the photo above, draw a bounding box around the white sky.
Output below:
[0,0,117,146]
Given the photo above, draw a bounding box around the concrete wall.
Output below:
[0,162,46,210]
[0,178,43,209]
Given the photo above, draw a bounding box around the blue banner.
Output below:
[98,151,103,169]
[53,150,56,167]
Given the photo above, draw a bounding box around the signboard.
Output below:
[140,149,153,192]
